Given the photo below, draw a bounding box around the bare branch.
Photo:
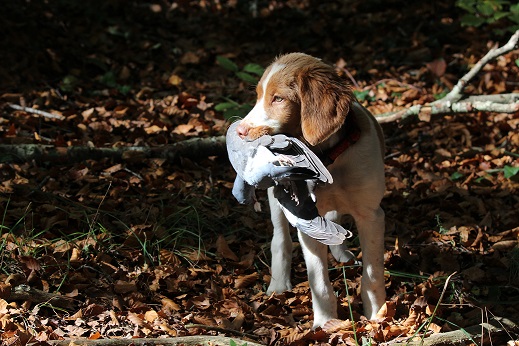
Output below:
[441,29,519,103]
[374,29,519,123]
[404,316,519,346]
[0,136,227,164]
[46,336,266,346]
[9,103,66,120]
[375,93,519,123]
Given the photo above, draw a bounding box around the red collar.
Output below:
[321,115,361,166]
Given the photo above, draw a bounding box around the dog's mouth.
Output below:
[238,125,274,141]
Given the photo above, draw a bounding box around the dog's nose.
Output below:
[236,123,250,138]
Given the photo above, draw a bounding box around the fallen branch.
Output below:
[42,335,265,346]
[402,317,519,346]
[9,103,66,120]
[375,29,519,123]
[0,136,227,164]
[8,284,76,310]
[376,93,519,123]
[185,323,260,341]
[443,29,519,102]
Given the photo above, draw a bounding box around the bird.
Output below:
[226,121,351,245]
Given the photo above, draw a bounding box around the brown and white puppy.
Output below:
[236,53,386,328]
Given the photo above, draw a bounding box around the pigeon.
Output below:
[226,121,351,245]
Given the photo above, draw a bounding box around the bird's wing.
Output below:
[274,182,351,245]
[266,135,333,184]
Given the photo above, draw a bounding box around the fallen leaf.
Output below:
[234,273,258,289]
[216,235,239,261]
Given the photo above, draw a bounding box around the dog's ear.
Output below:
[297,67,353,146]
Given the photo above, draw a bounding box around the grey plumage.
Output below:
[226,121,351,245]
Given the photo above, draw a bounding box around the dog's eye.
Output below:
[273,96,284,103]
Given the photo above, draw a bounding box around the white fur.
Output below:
[241,63,285,130]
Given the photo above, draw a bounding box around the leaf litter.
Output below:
[0,1,519,345]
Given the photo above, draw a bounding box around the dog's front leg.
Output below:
[298,230,337,328]
[266,187,293,294]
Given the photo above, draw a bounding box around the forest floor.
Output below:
[0,1,518,345]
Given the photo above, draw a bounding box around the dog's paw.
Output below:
[312,313,337,329]
[266,279,292,295]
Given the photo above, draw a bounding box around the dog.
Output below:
[235,53,386,328]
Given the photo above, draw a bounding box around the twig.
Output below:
[9,103,66,120]
[338,66,360,89]
[185,323,260,340]
[8,284,76,310]
[422,272,457,342]
[376,93,519,123]
[44,336,266,346]
[441,29,519,103]
[375,29,519,123]
[362,78,423,92]
[401,316,519,346]
[0,136,227,164]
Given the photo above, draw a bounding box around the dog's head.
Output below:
[236,53,354,146]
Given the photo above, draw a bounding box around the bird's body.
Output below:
[226,121,350,245]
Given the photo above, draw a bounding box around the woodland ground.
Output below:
[0,1,518,345]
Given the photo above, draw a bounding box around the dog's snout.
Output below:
[236,123,250,138]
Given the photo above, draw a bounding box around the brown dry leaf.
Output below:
[216,234,239,261]
[19,256,40,271]
[0,283,11,300]
[234,273,258,289]
[70,247,81,262]
[180,51,200,64]
[81,108,95,120]
[401,88,420,102]
[0,299,9,314]
[323,319,353,333]
[375,302,388,319]
[428,322,442,333]
[160,249,181,266]
[83,304,105,318]
[426,58,447,77]
[161,298,181,312]
[173,124,194,135]
[144,309,159,323]
[113,280,137,294]
[181,249,211,262]
[191,295,211,310]
[104,164,123,174]
[230,312,245,330]
[109,310,119,325]
[383,324,410,338]
[127,312,145,327]
[88,331,102,340]
[168,74,183,86]
[193,314,216,326]
[159,322,178,336]
[492,240,518,251]
[145,124,166,134]
[403,306,419,327]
